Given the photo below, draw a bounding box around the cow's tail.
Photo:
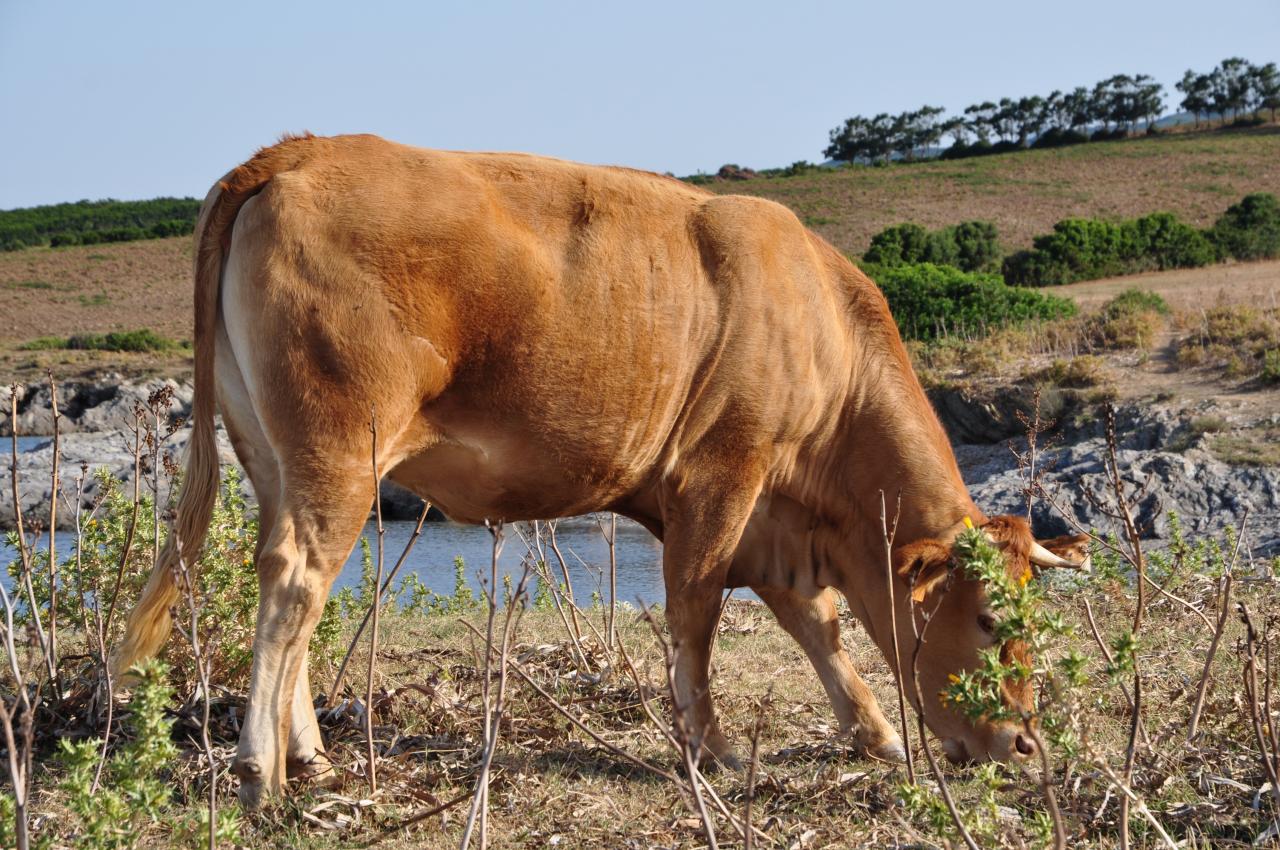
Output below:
[111,133,320,678]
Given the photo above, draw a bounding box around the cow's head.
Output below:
[893,515,1088,763]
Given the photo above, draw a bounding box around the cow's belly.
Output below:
[386,427,644,524]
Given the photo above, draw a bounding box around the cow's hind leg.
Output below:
[216,326,336,788]
[659,456,765,770]
[232,473,371,809]
[286,653,334,784]
[754,586,905,762]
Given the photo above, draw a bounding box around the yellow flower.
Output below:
[962,516,974,530]
[1019,569,1031,587]
[948,674,961,684]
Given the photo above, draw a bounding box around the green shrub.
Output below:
[56,658,242,848]
[1209,192,1280,260]
[56,659,180,849]
[1263,348,1280,384]
[47,329,181,352]
[864,223,932,266]
[1103,288,1169,318]
[950,221,1003,272]
[864,221,1001,273]
[866,262,1076,341]
[1004,212,1215,286]
[17,336,68,351]
[1130,212,1217,269]
[6,468,269,686]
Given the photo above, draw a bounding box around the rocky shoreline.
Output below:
[4,378,1278,557]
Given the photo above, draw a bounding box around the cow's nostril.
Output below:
[1014,734,1035,756]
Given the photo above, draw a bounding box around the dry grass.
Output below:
[702,126,1280,255]
[1053,261,1280,313]
[1173,305,1280,380]
[19,576,1280,849]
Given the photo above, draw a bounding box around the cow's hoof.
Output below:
[710,749,745,772]
[233,758,275,810]
[868,739,908,764]
[288,755,338,788]
[237,778,268,811]
[285,752,335,788]
[702,731,744,772]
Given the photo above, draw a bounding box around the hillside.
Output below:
[703,125,1280,254]
[1,126,1278,382]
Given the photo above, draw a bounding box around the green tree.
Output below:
[1250,61,1280,122]
[963,101,999,143]
[1176,69,1214,126]
[1210,192,1280,260]
[1210,57,1254,120]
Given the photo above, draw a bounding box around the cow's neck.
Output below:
[771,332,980,669]
[794,329,980,551]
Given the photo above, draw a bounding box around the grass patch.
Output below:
[77,292,109,307]
[18,329,183,353]
[1175,304,1280,378]
[1026,355,1110,388]
[1210,426,1280,465]
[17,336,68,351]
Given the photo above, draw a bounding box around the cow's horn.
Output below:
[1029,541,1090,572]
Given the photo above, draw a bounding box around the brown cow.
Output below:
[112,133,1087,808]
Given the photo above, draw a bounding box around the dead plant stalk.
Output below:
[45,373,60,698]
[459,523,523,850]
[905,583,980,850]
[1186,510,1248,741]
[171,537,219,850]
[877,489,914,783]
[366,411,386,795]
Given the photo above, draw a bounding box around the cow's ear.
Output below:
[898,541,953,603]
[1039,533,1091,563]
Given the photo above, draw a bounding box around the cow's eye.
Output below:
[977,613,997,634]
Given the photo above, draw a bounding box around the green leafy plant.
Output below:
[1209,192,1280,260]
[866,262,1076,341]
[54,658,242,848]
[863,220,1001,272]
[1003,211,1215,287]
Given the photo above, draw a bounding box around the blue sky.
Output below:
[1,0,1276,208]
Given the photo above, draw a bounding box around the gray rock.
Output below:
[1,419,435,531]
[4,377,194,436]
[960,403,1280,557]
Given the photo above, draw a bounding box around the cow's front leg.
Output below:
[755,586,905,762]
[659,455,764,770]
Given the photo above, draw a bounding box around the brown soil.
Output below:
[0,237,193,381]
